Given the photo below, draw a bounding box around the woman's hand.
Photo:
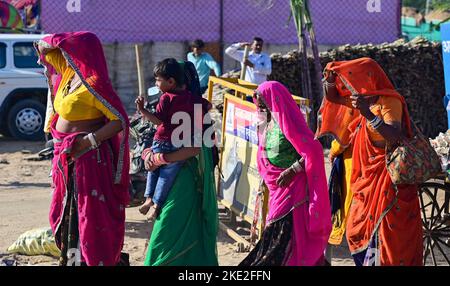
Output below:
[35,43,54,56]
[350,95,373,119]
[329,154,336,164]
[144,151,159,172]
[69,134,91,159]
[324,70,336,83]
[276,168,297,188]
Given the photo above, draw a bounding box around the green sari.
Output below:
[144,147,218,266]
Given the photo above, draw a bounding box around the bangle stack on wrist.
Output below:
[369,116,383,129]
[323,79,336,89]
[291,158,305,173]
[152,153,169,166]
[87,132,99,149]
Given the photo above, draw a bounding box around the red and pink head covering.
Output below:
[35,31,130,186]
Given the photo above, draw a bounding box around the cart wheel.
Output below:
[418,182,450,266]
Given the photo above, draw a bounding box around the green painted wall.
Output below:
[402,16,442,42]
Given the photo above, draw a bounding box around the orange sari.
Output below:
[317,58,423,266]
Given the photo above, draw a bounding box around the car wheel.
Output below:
[7,99,45,141]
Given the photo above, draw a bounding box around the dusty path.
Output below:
[0,136,354,266]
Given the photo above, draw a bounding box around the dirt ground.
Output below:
[0,135,354,266]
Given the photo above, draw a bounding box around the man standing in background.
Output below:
[225,37,272,85]
[187,39,222,95]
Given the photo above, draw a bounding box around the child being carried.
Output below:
[135,58,209,221]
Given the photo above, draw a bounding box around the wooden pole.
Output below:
[218,221,251,252]
[240,45,250,80]
[135,44,145,96]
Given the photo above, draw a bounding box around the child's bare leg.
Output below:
[139,198,153,215]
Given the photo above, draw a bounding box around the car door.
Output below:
[0,41,13,104]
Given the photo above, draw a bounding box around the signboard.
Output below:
[218,94,261,223]
[4,0,40,31]
[211,76,311,229]
[442,23,450,128]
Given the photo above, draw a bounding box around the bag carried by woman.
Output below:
[386,122,441,185]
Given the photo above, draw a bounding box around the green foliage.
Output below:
[433,1,450,11]
[403,0,450,13]
[403,0,426,11]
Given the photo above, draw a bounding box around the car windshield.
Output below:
[0,43,6,68]
[14,42,40,68]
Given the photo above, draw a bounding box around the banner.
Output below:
[218,94,260,222]
[4,0,40,31]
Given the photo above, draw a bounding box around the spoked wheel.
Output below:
[418,182,450,266]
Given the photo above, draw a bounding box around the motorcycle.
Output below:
[127,89,161,207]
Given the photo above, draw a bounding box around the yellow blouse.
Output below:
[45,49,118,122]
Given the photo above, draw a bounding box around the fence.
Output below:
[32,1,402,111]
[40,0,403,73]
[40,0,401,45]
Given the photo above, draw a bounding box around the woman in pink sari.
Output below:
[240,81,331,266]
[35,32,130,266]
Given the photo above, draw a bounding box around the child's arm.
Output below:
[140,109,162,126]
[135,96,162,125]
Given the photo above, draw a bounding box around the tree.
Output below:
[433,1,450,11]
[288,0,322,129]
[403,0,427,11]
[403,0,450,13]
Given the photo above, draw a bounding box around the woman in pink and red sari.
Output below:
[35,32,130,266]
[239,81,331,266]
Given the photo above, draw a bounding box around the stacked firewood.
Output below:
[430,130,450,172]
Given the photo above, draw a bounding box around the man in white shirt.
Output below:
[225,37,272,85]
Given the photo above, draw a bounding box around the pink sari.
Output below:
[35,32,130,266]
[256,82,331,266]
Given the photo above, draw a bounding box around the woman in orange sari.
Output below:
[317,58,423,266]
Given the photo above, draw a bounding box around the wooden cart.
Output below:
[419,173,450,265]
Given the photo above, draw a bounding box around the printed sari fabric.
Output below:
[36,32,130,266]
[144,147,218,266]
[240,212,293,266]
[317,58,423,265]
[244,81,331,266]
[328,140,353,246]
[51,117,129,266]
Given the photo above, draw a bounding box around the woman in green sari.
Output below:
[143,147,217,266]
[142,61,218,266]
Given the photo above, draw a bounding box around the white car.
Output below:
[0,34,49,140]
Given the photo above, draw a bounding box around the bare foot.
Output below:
[139,198,153,215]
[147,205,161,222]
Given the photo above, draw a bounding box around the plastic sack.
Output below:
[7,227,60,257]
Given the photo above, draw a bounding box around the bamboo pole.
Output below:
[240,45,250,80]
[135,44,145,96]
[219,221,251,251]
